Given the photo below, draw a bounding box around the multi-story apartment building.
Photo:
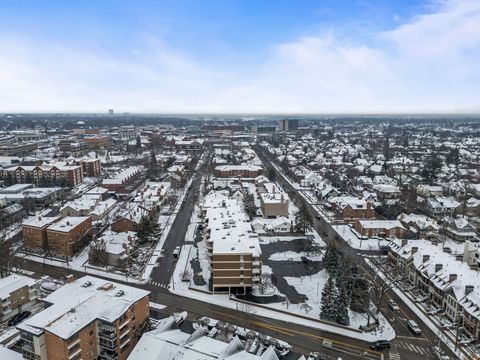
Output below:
[83,136,112,149]
[202,192,262,294]
[1,164,83,187]
[17,275,150,360]
[46,217,93,259]
[0,143,37,156]
[102,168,142,195]
[0,275,37,322]
[22,215,62,254]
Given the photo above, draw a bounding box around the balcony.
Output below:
[99,331,117,341]
[22,344,35,360]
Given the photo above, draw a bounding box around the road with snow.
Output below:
[254,144,459,360]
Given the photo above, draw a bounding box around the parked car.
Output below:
[173,246,181,258]
[407,320,422,335]
[433,346,450,360]
[8,311,31,326]
[370,340,391,350]
[387,299,400,312]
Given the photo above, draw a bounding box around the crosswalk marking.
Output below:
[393,341,428,356]
[149,280,169,288]
[389,350,401,360]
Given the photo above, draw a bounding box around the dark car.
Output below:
[301,256,312,264]
[8,310,31,326]
[370,340,391,350]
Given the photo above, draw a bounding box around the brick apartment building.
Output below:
[202,192,262,294]
[1,164,84,186]
[214,165,263,178]
[46,217,93,259]
[258,182,289,218]
[102,168,142,194]
[83,136,112,149]
[17,275,150,360]
[0,274,37,322]
[22,215,62,254]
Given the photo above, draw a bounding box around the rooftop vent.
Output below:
[116,290,125,297]
[82,281,92,288]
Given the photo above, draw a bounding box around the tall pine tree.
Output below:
[320,276,337,322]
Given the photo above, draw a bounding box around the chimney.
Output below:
[422,255,430,263]
[435,264,443,272]
[449,274,457,282]
[465,285,474,296]
[65,274,75,283]
[411,247,418,254]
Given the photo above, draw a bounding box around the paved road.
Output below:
[254,145,458,360]
[149,174,202,286]
[11,148,456,360]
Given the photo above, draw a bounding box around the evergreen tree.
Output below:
[243,191,257,219]
[334,283,350,326]
[323,243,339,276]
[266,166,276,181]
[320,276,337,322]
[294,202,312,233]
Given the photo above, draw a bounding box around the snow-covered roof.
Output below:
[358,220,405,230]
[203,192,261,257]
[18,276,149,339]
[0,274,36,300]
[128,315,289,360]
[47,216,90,233]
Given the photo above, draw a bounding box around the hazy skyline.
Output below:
[0,0,479,114]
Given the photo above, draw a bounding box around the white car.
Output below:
[407,320,422,335]
[388,299,400,312]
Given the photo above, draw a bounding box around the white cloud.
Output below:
[0,0,479,113]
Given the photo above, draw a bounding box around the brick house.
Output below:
[355,220,406,238]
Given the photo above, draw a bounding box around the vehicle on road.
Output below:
[8,310,31,326]
[433,346,450,359]
[387,299,400,312]
[407,320,422,335]
[173,246,181,258]
[315,214,321,220]
[370,340,390,350]
[301,256,312,264]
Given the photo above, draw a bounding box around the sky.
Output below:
[0,0,479,114]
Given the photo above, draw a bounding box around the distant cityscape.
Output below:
[0,114,478,360]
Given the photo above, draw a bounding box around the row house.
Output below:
[388,239,480,340]
[214,165,263,178]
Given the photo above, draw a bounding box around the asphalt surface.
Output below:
[254,144,458,360]
[10,148,459,360]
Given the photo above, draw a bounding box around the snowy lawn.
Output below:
[332,224,389,251]
[269,251,322,262]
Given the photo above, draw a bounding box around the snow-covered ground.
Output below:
[269,251,323,262]
[332,224,389,251]
[172,234,395,342]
